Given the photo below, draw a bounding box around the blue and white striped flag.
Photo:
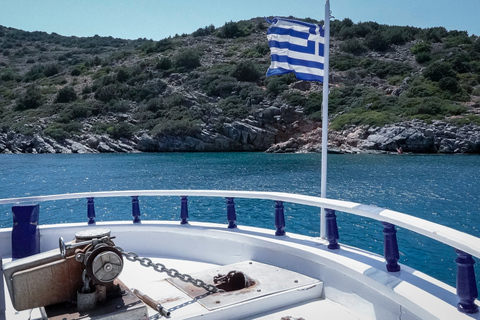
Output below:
[266,18,325,82]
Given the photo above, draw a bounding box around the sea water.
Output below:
[1,152,479,287]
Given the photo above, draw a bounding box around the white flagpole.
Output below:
[320,0,330,239]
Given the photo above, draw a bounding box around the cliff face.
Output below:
[266,120,480,154]
[3,117,480,154]
[0,105,316,153]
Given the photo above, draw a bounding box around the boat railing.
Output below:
[1,189,479,313]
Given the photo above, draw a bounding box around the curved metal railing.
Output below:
[1,189,479,258]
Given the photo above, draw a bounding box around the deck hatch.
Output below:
[167,260,322,310]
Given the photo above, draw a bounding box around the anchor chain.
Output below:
[118,248,221,294]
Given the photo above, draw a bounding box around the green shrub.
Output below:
[156,57,172,70]
[448,51,473,73]
[108,122,134,139]
[331,54,359,71]
[43,63,60,77]
[132,79,167,101]
[340,38,367,55]
[404,81,437,98]
[44,122,82,140]
[388,75,404,86]
[415,52,432,64]
[218,21,249,38]
[56,86,77,103]
[331,111,397,130]
[108,100,130,113]
[150,118,202,137]
[419,27,448,43]
[438,77,459,93]
[116,67,130,82]
[16,86,42,111]
[283,91,307,107]
[473,38,480,53]
[304,92,323,114]
[200,74,239,97]
[364,60,412,79]
[152,38,175,53]
[71,67,81,76]
[365,31,389,51]
[231,60,260,82]
[173,49,201,72]
[399,96,466,117]
[0,68,20,82]
[217,95,249,119]
[192,24,215,37]
[443,33,472,48]
[384,27,413,45]
[24,64,45,81]
[95,84,121,102]
[411,42,431,54]
[57,102,95,122]
[423,61,456,82]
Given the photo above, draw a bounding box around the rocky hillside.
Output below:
[1,18,480,154]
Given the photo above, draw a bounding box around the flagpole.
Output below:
[320,0,330,239]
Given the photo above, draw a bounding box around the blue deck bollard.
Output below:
[275,201,285,236]
[226,197,237,229]
[382,222,401,272]
[325,209,340,249]
[132,196,141,224]
[455,249,479,314]
[87,197,96,225]
[180,196,189,224]
[12,204,40,259]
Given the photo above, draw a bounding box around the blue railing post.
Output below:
[275,201,285,236]
[11,204,40,259]
[382,222,401,272]
[455,249,479,314]
[325,209,340,249]
[87,197,96,225]
[226,197,237,229]
[180,196,189,225]
[131,196,141,224]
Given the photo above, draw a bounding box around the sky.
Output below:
[1,0,479,41]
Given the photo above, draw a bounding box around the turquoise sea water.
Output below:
[1,152,480,288]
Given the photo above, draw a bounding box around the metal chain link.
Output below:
[117,248,220,294]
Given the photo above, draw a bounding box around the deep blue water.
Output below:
[1,152,480,288]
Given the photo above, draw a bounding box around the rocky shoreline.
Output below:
[2,119,480,154]
[267,120,480,154]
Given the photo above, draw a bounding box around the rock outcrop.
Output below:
[266,120,480,154]
[3,119,480,154]
[0,104,313,154]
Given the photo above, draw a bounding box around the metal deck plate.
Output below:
[167,260,322,310]
[45,279,148,320]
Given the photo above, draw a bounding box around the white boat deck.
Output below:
[1,220,480,320]
[2,256,367,320]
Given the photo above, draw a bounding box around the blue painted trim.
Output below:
[455,249,479,313]
[382,222,401,272]
[325,209,339,249]
[131,196,141,224]
[11,204,40,259]
[87,197,96,225]
[275,201,286,236]
[226,197,237,229]
[180,196,189,225]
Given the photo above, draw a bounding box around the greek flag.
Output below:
[266,18,325,82]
